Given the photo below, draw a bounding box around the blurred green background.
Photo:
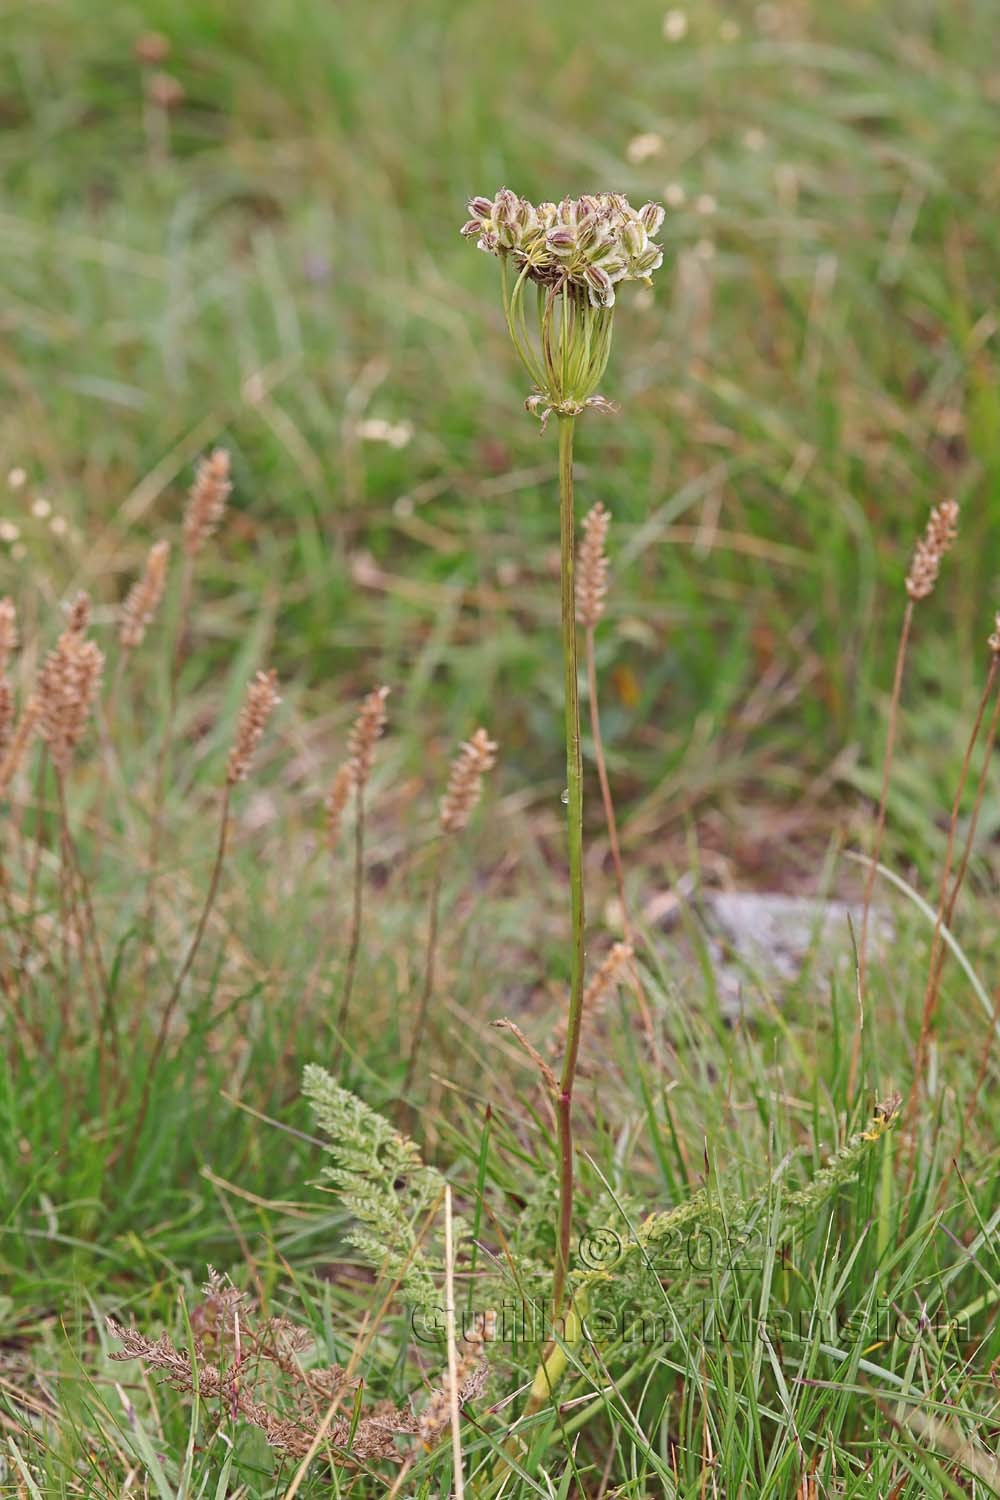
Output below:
[3,0,998,865]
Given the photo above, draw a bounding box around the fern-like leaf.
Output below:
[303,1064,455,1310]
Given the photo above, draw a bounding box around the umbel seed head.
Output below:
[461,189,665,308]
[461,189,665,425]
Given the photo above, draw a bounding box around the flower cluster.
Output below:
[461,189,665,308]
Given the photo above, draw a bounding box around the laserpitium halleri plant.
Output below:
[461,189,665,1317]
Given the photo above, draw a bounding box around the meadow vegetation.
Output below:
[2,0,1000,1494]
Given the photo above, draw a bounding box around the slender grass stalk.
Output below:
[16,744,48,986]
[130,784,231,1149]
[129,668,277,1153]
[0,852,36,1053]
[855,604,912,989]
[553,412,585,1318]
[582,615,655,1049]
[144,454,229,1006]
[331,685,389,1069]
[961,986,1000,1141]
[851,499,959,1098]
[933,671,1000,1187]
[849,599,912,1098]
[142,553,193,1005]
[584,627,625,916]
[56,770,116,1072]
[401,838,444,1099]
[333,778,366,1069]
[402,728,495,1104]
[907,653,999,1130]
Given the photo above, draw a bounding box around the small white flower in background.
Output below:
[695,193,718,216]
[0,521,20,543]
[662,9,688,40]
[664,182,686,208]
[720,19,741,40]
[625,131,664,165]
[357,418,413,450]
[743,127,767,152]
[7,468,26,492]
[50,516,68,537]
[31,497,52,519]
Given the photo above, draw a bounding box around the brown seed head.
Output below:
[134,31,171,65]
[120,539,171,649]
[0,695,41,795]
[417,1310,495,1446]
[990,612,1000,656]
[65,591,92,636]
[440,727,498,834]
[148,71,185,109]
[347,685,390,789]
[0,679,13,760]
[324,762,354,849]
[576,502,611,629]
[183,449,232,558]
[0,598,17,672]
[226,670,280,786]
[550,941,635,1059]
[38,606,104,773]
[583,941,635,1017]
[905,499,959,601]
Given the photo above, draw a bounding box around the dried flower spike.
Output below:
[0,598,17,758]
[576,502,611,629]
[65,592,91,636]
[440,727,498,834]
[226,669,280,785]
[905,499,959,601]
[989,612,1000,656]
[0,695,41,794]
[550,940,635,1057]
[37,599,104,772]
[347,685,390,789]
[0,679,13,760]
[418,1309,495,1446]
[324,762,354,849]
[583,940,634,1018]
[0,597,17,672]
[183,448,231,558]
[120,539,170,649]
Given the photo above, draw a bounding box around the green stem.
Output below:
[333,781,366,1070]
[553,413,585,1318]
[401,837,444,1101]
